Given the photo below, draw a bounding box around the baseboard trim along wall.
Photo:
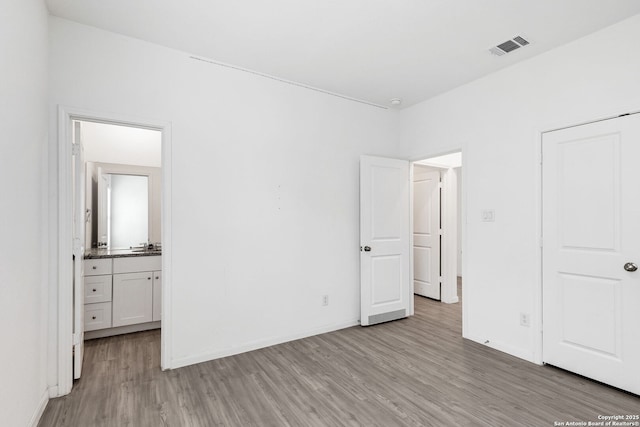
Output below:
[170,320,359,369]
[465,333,539,365]
[29,389,49,427]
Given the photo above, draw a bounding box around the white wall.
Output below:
[399,14,640,362]
[81,120,162,167]
[0,0,50,425]
[48,17,398,372]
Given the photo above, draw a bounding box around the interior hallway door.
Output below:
[360,155,411,326]
[542,113,640,395]
[413,168,441,300]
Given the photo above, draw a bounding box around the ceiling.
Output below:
[47,0,640,109]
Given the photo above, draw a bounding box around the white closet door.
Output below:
[542,113,640,395]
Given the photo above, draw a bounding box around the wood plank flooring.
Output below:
[39,289,639,426]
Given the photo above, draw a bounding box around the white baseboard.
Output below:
[29,389,49,427]
[464,332,537,364]
[170,319,359,369]
[442,295,459,304]
[84,321,160,340]
[48,385,59,398]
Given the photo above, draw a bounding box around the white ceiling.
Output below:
[47,1,640,108]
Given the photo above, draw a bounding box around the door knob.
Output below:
[363,246,372,252]
[624,262,638,272]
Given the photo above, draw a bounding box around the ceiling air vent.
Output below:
[489,35,530,56]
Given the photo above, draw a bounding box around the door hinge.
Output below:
[73,333,81,345]
[438,182,443,189]
[439,276,443,283]
[439,229,443,236]
[72,143,81,156]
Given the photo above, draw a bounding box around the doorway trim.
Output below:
[56,106,172,396]
[536,106,640,367]
[410,149,464,326]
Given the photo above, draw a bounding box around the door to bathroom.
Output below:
[542,112,640,395]
[412,167,441,300]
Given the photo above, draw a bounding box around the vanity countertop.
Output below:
[84,248,162,259]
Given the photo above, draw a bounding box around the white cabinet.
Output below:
[152,270,162,322]
[83,255,161,336]
[112,256,161,328]
[84,260,113,331]
[84,302,112,331]
[112,272,153,327]
[84,258,112,276]
[84,274,112,304]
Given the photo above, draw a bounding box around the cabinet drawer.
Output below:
[84,258,113,276]
[84,302,112,331]
[113,256,161,274]
[84,275,112,304]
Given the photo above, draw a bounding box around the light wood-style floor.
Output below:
[39,287,639,426]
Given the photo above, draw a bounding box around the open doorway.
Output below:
[78,120,162,340]
[56,107,172,396]
[412,151,462,304]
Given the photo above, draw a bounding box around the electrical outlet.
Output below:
[520,313,530,327]
[322,295,329,306]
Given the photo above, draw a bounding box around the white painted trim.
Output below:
[55,106,173,394]
[84,321,160,340]
[532,129,544,365]
[410,151,462,306]
[440,167,459,304]
[408,165,415,316]
[460,150,469,339]
[57,106,73,396]
[160,119,173,370]
[171,320,359,369]
[535,105,640,367]
[28,389,49,427]
[47,386,59,399]
[465,333,537,364]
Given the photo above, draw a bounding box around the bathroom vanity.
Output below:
[83,249,161,339]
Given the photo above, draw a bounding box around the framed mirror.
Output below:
[87,162,161,249]
[98,172,149,248]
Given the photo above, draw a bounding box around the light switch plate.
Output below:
[481,209,495,222]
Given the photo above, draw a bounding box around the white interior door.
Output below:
[542,113,640,395]
[413,168,441,300]
[360,155,411,326]
[72,121,86,379]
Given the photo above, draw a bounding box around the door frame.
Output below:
[56,106,173,396]
[410,151,463,323]
[536,105,640,367]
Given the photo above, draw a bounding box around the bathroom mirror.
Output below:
[87,162,161,249]
[98,172,148,249]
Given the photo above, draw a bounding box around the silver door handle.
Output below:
[624,262,638,272]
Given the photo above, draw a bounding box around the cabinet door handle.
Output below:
[92,288,96,292]
[92,266,97,270]
[92,316,96,320]
[148,277,151,280]
[155,276,159,280]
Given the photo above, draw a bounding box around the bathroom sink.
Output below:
[131,249,162,254]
